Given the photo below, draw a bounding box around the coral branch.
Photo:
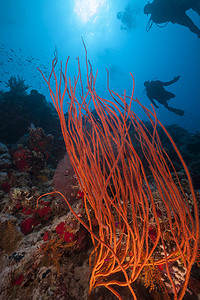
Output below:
[38,47,199,300]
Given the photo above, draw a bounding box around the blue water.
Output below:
[0,0,200,132]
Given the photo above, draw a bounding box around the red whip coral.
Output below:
[38,43,199,300]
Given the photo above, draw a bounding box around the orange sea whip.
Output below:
[37,43,199,300]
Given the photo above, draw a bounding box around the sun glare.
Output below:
[74,0,106,23]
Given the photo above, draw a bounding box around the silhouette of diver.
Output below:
[144,76,185,116]
[144,0,200,38]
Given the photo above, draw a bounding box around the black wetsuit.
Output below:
[147,0,200,37]
[144,77,185,116]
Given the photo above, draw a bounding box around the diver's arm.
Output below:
[162,76,180,86]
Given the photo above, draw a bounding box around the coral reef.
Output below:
[0,120,200,300]
[0,65,200,300]
[6,76,30,95]
[0,126,90,300]
[155,124,200,189]
[35,48,200,300]
[0,82,61,143]
[0,142,12,169]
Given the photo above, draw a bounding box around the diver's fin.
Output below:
[168,107,185,116]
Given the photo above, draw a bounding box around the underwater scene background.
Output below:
[0,1,200,300]
[0,0,200,130]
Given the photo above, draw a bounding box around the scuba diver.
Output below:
[144,76,185,116]
[143,0,200,38]
[117,2,139,32]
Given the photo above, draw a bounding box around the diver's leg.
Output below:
[161,99,170,108]
[165,91,176,100]
[149,97,159,108]
[163,99,185,116]
[174,13,200,37]
[167,106,185,116]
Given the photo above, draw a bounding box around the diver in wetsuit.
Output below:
[144,76,185,116]
[143,0,200,38]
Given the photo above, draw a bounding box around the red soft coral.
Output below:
[36,206,52,219]
[1,182,11,193]
[21,207,34,215]
[12,148,31,172]
[13,274,24,285]
[43,231,50,241]
[148,226,157,243]
[64,231,75,243]
[20,217,39,235]
[55,222,66,235]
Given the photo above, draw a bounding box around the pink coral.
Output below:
[53,153,78,204]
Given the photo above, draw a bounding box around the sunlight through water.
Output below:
[74,0,106,23]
